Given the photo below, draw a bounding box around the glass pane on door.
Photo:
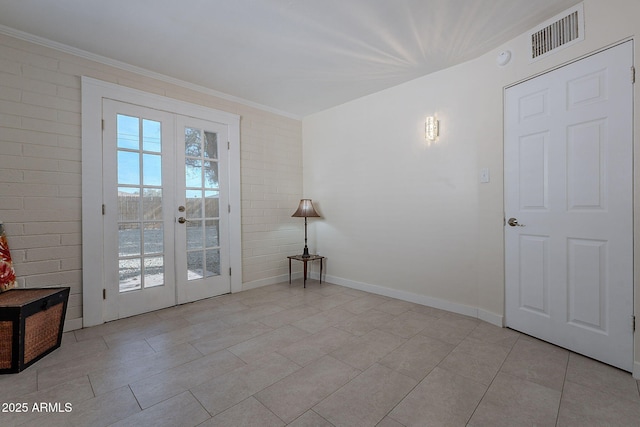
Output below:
[116,114,166,292]
[184,127,221,281]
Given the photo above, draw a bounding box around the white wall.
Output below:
[303,0,640,365]
[0,33,304,329]
[303,52,501,322]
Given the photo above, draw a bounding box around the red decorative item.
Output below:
[0,222,17,293]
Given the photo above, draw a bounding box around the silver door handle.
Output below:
[177,217,191,224]
[507,217,525,227]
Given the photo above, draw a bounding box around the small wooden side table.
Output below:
[288,255,324,288]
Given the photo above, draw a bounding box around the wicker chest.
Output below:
[0,288,70,374]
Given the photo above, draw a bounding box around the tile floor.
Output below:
[1,280,639,426]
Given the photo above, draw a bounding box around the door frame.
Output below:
[502,41,635,370]
[81,76,242,327]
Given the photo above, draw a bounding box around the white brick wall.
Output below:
[0,34,303,329]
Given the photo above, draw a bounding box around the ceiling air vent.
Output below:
[529,3,584,61]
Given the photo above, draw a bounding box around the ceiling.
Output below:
[0,0,582,118]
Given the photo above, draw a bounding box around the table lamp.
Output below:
[291,199,320,258]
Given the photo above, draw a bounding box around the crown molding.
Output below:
[0,24,301,120]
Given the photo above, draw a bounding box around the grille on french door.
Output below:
[529,3,584,61]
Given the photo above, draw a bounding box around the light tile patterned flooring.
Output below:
[2,280,640,426]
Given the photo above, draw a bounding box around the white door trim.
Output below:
[81,76,242,327]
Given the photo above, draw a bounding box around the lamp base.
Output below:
[301,246,310,258]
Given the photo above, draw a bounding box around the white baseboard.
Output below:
[478,309,504,327]
[241,273,302,291]
[64,317,83,332]
[320,273,504,327]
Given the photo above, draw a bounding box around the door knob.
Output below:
[178,216,191,224]
[507,217,525,227]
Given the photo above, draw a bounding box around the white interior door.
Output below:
[175,116,231,304]
[504,42,633,371]
[102,101,231,320]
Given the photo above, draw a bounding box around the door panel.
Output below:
[175,116,230,304]
[567,238,607,331]
[103,100,176,321]
[567,120,605,210]
[505,42,633,371]
[518,235,549,316]
[519,132,549,210]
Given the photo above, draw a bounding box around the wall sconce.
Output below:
[425,116,439,142]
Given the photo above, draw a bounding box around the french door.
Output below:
[175,115,230,304]
[504,42,633,371]
[102,99,231,321]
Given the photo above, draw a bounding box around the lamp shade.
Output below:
[291,199,320,218]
